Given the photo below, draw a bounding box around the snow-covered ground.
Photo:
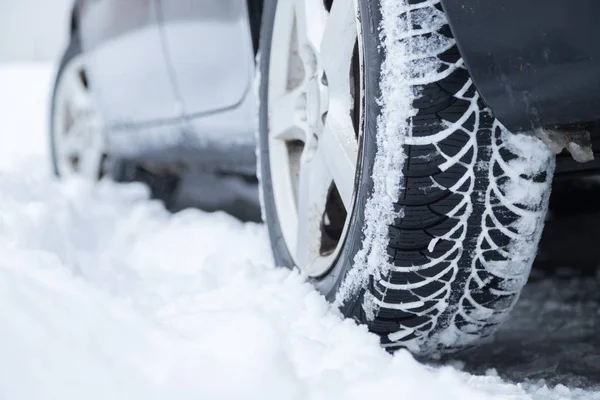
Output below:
[1,63,600,399]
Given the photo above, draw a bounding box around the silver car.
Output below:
[51,1,259,180]
[53,0,570,356]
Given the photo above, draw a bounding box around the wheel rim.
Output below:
[53,56,104,179]
[267,0,362,277]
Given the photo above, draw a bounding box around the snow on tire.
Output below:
[258,0,555,355]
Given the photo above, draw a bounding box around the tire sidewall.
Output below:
[259,0,384,315]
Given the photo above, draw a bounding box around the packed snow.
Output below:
[1,63,600,399]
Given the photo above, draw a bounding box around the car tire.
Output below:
[258,0,555,354]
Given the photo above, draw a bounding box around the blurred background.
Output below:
[0,0,261,221]
[0,0,72,62]
[0,0,74,177]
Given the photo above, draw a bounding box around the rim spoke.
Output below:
[269,139,300,256]
[60,128,84,158]
[292,0,328,59]
[269,88,308,141]
[319,0,359,211]
[269,0,296,98]
[66,65,92,111]
[295,145,332,267]
[320,114,358,210]
[79,128,104,179]
[320,0,357,102]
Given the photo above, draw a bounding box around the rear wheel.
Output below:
[258,0,555,354]
[50,36,181,205]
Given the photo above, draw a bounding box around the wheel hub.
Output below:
[305,73,328,133]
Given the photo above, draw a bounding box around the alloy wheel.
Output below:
[267,0,362,277]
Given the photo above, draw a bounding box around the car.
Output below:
[50,0,600,356]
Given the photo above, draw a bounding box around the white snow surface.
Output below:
[1,63,599,399]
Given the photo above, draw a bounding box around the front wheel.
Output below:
[258,0,555,355]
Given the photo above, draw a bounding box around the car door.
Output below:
[78,0,182,125]
[155,0,255,117]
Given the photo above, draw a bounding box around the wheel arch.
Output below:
[69,1,82,36]
[247,0,264,55]
[441,0,600,133]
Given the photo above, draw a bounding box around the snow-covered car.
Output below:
[50,0,600,355]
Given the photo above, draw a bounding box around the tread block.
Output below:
[437,129,472,157]
[411,114,445,137]
[437,67,470,95]
[414,85,455,114]
[393,205,446,228]
[437,98,472,124]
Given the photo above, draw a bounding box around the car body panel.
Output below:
[157,0,255,116]
[78,0,182,124]
[441,0,600,133]
[105,85,257,173]
[72,0,257,173]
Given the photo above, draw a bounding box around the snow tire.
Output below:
[259,0,555,355]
